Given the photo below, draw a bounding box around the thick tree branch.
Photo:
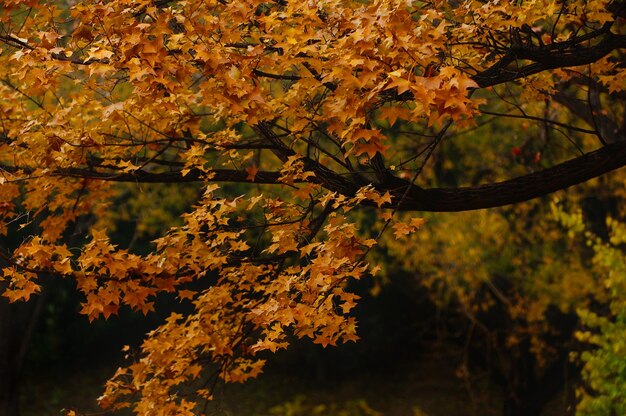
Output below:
[379,140,626,211]
[0,165,284,184]
[3,140,625,212]
[474,33,626,87]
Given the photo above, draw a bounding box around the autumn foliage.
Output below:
[0,0,625,414]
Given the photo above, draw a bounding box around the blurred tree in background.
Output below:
[0,0,625,415]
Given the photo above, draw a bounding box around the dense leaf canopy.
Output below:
[0,0,625,414]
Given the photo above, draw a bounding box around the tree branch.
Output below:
[4,140,625,212]
[0,165,285,184]
[473,33,626,88]
[377,140,626,211]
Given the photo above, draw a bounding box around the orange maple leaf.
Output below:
[245,165,259,181]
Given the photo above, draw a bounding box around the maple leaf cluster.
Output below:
[0,0,625,413]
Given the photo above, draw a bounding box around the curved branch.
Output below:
[274,140,626,212]
[474,33,626,88]
[377,140,626,211]
[4,140,623,212]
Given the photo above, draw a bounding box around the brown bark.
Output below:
[3,139,626,212]
[474,32,626,88]
[379,140,626,211]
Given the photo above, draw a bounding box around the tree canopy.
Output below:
[0,0,625,414]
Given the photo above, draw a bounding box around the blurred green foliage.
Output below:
[571,217,626,415]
